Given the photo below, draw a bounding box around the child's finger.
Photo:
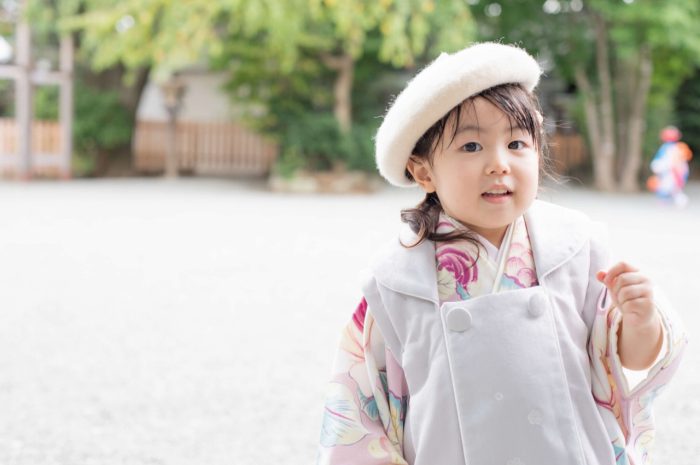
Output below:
[602,262,639,288]
[616,283,653,308]
[611,272,648,296]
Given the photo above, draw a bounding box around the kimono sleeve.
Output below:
[317,298,409,465]
[587,224,688,464]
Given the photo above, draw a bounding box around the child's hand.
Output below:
[596,262,663,370]
[596,262,656,328]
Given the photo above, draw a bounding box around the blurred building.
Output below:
[133,69,278,177]
[0,17,73,179]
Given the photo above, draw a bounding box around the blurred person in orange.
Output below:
[646,126,693,207]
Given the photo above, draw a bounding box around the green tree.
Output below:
[215,0,476,173]
[676,68,700,157]
[471,0,700,191]
[217,0,475,130]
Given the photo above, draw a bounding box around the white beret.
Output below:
[375,42,542,187]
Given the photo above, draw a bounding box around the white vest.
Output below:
[361,200,617,465]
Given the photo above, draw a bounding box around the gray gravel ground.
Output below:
[0,178,697,465]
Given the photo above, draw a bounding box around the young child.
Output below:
[318,43,686,465]
[647,125,693,207]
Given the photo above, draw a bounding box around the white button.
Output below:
[446,307,472,332]
[528,293,548,318]
[528,409,543,425]
[494,392,504,401]
[507,458,525,465]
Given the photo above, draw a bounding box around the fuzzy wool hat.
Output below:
[375,42,542,187]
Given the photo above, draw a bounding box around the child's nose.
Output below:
[486,149,510,175]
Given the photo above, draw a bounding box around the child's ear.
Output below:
[406,157,436,193]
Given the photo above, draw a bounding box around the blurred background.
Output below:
[0,0,698,464]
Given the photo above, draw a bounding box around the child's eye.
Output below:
[462,142,482,152]
[508,140,526,150]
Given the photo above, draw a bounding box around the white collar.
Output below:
[369,200,592,304]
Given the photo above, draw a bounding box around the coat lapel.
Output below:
[525,199,590,279]
[371,226,440,305]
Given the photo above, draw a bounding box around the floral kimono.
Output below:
[318,207,686,465]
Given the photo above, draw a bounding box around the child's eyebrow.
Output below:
[456,123,528,134]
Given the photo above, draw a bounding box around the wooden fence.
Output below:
[548,132,588,174]
[0,118,66,177]
[133,121,278,176]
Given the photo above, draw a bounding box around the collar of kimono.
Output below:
[369,200,592,305]
[435,212,538,303]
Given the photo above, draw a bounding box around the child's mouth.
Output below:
[481,190,513,198]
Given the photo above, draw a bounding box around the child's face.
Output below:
[408,97,539,247]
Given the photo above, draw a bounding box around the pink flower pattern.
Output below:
[436,213,538,300]
[436,247,478,291]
